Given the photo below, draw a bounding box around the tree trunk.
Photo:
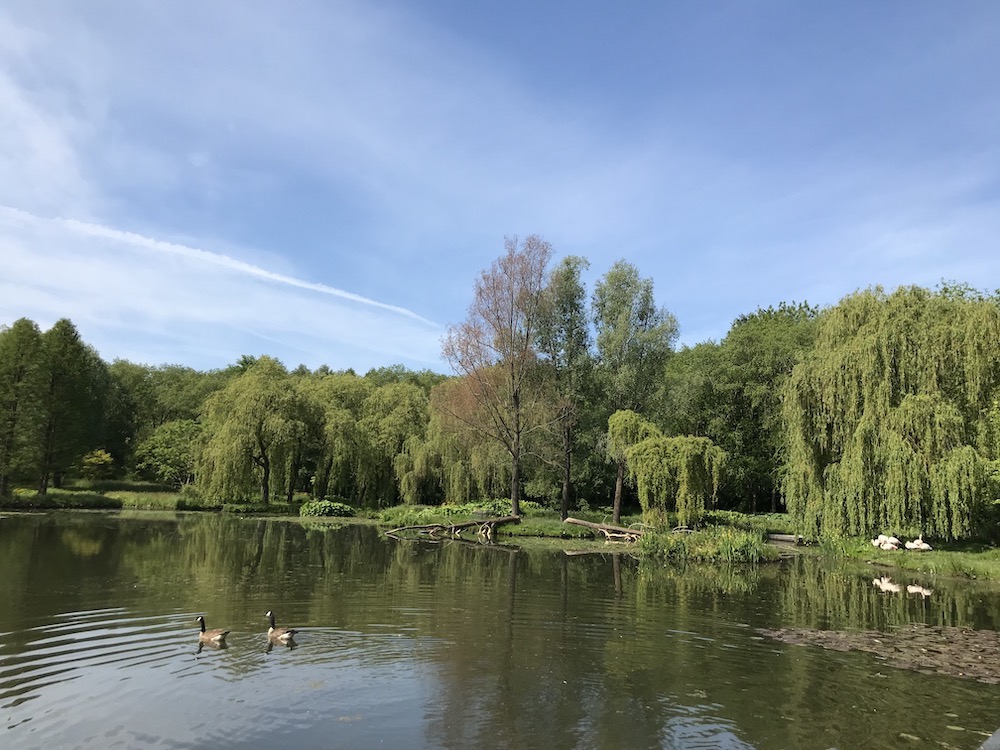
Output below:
[285,445,300,504]
[612,460,625,524]
[510,449,521,517]
[564,516,643,542]
[0,381,25,497]
[560,423,571,521]
[260,455,270,505]
[0,420,16,496]
[37,422,55,496]
[315,456,333,500]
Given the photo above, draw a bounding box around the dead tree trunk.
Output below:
[564,517,644,543]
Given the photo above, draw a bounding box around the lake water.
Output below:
[1,511,998,749]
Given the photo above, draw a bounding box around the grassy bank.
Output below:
[807,537,1000,581]
[0,481,303,514]
[7,485,1000,573]
[376,502,784,562]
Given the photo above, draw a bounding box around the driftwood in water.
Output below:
[564,517,644,543]
[385,515,520,543]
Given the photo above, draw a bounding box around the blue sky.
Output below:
[2,1,999,374]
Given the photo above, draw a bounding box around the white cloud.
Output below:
[1,1,999,365]
[0,206,444,370]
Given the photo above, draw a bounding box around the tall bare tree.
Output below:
[441,235,553,516]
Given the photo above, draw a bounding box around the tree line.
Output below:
[2,240,999,541]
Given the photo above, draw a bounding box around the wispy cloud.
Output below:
[0,206,444,369]
[2,1,999,364]
[54,213,439,326]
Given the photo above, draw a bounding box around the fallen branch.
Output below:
[385,515,521,542]
[564,517,644,543]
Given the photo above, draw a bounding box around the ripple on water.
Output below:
[0,609,443,750]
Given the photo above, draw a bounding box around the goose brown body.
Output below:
[196,616,230,643]
[264,610,298,641]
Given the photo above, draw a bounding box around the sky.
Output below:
[2,1,1000,374]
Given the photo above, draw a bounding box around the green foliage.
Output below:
[627,436,726,527]
[608,410,726,528]
[606,409,662,464]
[198,357,318,505]
[0,318,45,496]
[300,500,355,517]
[506,517,595,538]
[377,498,537,527]
[68,478,175,493]
[782,286,1000,540]
[104,490,204,510]
[592,260,678,413]
[134,419,202,487]
[36,320,110,493]
[705,510,797,535]
[638,526,772,563]
[79,449,115,480]
[440,235,555,517]
[2,488,120,509]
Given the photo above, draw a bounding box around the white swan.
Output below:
[873,576,902,593]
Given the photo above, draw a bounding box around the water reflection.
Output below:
[0,512,997,749]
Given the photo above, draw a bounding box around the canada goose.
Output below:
[196,616,230,643]
[264,610,298,641]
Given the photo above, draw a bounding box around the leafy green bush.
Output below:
[639,526,773,563]
[300,500,355,518]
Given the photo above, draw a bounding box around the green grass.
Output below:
[376,501,781,561]
[0,480,310,514]
[6,483,999,575]
[808,536,1000,581]
[1,486,201,510]
[638,525,777,564]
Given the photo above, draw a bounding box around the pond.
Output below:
[1,511,998,749]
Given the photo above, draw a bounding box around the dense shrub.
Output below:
[639,526,773,563]
[300,500,355,518]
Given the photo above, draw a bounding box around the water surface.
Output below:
[1,511,998,749]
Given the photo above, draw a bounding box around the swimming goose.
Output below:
[264,610,298,641]
[196,616,230,643]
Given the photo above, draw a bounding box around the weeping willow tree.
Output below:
[608,410,726,527]
[198,357,313,504]
[782,285,1000,540]
[393,377,513,505]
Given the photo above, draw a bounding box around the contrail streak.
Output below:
[1,205,440,327]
